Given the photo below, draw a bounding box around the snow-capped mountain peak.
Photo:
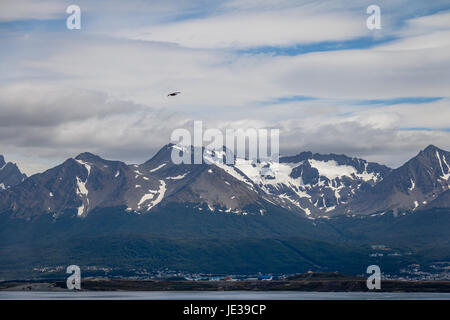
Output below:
[1,144,450,220]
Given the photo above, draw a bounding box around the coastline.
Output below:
[1,276,449,293]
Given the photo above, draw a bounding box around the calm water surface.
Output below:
[1,291,450,300]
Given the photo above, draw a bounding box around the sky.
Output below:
[1,0,450,175]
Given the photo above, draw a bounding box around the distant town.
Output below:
[28,262,450,282]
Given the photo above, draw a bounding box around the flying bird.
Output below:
[167,91,181,97]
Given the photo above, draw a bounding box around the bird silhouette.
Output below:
[167,92,181,97]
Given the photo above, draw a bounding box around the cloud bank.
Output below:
[0,0,449,174]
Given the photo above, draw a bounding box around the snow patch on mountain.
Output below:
[75,159,92,176]
[150,163,166,172]
[146,180,166,211]
[409,179,416,191]
[308,159,378,182]
[76,176,89,216]
[439,153,450,181]
[211,161,254,187]
[166,173,188,180]
[308,159,356,180]
[76,177,88,197]
[77,204,85,216]
[234,159,300,188]
[279,193,311,215]
[202,151,254,187]
[137,189,157,208]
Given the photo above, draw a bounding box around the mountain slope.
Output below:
[0,146,450,279]
[339,145,450,215]
[1,144,449,220]
[134,145,393,217]
[0,155,26,190]
[0,146,281,219]
[231,151,391,217]
[1,205,448,279]
[0,152,164,219]
[136,144,274,214]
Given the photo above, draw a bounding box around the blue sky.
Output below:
[0,0,450,174]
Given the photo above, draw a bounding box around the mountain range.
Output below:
[0,144,449,279]
[1,144,449,219]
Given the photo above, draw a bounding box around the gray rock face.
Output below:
[0,153,158,219]
[0,146,275,219]
[134,144,273,215]
[254,152,392,216]
[425,189,450,209]
[0,144,449,220]
[339,145,450,215]
[0,155,26,190]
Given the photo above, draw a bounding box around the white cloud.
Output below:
[119,9,369,49]
[0,83,188,174]
[1,1,450,174]
[378,10,450,50]
[0,0,68,22]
